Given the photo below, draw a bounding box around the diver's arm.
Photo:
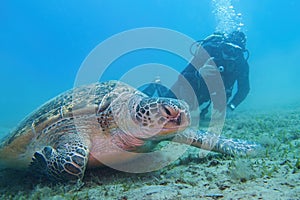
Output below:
[228,60,250,109]
[168,47,214,110]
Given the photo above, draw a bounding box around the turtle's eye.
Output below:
[163,105,171,115]
[161,104,179,118]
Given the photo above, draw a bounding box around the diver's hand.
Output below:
[199,57,219,77]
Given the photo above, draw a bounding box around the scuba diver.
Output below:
[142,31,250,120]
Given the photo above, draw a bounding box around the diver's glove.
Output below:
[228,103,235,111]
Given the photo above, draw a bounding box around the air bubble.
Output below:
[212,0,245,33]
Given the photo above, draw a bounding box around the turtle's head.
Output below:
[128,96,190,140]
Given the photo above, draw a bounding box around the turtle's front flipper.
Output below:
[30,133,90,181]
[174,128,264,156]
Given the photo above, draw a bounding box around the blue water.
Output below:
[1,0,300,133]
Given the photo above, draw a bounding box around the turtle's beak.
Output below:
[161,110,190,133]
[154,100,190,138]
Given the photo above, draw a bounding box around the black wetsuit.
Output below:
[142,37,250,114]
[179,51,250,110]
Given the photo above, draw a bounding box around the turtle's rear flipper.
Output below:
[30,134,90,182]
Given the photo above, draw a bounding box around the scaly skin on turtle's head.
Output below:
[112,93,191,141]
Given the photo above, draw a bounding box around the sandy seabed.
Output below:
[0,104,299,200]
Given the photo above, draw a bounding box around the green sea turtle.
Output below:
[0,80,261,181]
